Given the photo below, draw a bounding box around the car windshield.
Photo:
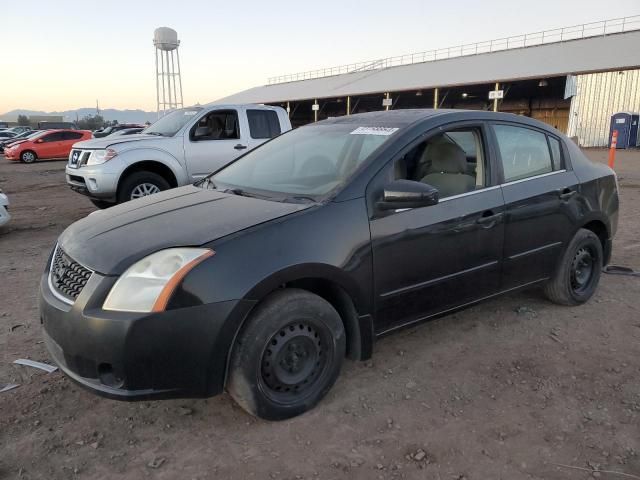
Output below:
[144,107,202,137]
[211,124,395,198]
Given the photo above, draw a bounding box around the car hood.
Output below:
[73,134,163,150]
[4,139,27,147]
[58,186,310,275]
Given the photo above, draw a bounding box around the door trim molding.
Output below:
[380,260,499,298]
[376,276,548,336]
[507,241,563,261]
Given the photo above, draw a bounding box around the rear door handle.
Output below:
[234,144,247,150]
[476,211,503,226]
[558,188,577,200]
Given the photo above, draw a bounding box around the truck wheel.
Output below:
[117,171,170,203]
[20,151,37,163]
[544,228,603,306]
[227,289,346,421]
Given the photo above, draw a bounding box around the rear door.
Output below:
[244,108,283,151]
[491,123,580,288]
[60,131,85,158]
[185,108,249,180]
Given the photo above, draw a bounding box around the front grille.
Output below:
[49,247,92,302]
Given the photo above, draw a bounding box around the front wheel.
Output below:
[227,289,346,421]
[544,228,603,306]
[20,150,37,163]
[117,171,170,204]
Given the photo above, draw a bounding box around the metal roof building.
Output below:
[217,16,640,146]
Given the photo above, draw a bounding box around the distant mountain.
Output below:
[0,108,157,124]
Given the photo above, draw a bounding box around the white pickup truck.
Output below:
[66,103,291,207]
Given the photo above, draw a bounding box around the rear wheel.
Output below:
[20,150,37,163]
[544,228,603,306]
[227,289,346,421]
[117,171,170,204]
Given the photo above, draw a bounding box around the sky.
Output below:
[2,0,638,113]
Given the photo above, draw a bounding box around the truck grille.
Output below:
[49,247,92,302]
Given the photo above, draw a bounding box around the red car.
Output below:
[4,129,92,163]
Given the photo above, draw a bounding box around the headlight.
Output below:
[103,248,214,312]
[86,148,118,166]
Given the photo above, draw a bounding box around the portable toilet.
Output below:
[609,112,640,149]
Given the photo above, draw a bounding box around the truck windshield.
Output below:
[145,108,202,137]
[211,124,395,198]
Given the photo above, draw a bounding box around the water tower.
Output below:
[153,27,183,117]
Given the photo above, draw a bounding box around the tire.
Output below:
[117,171,170,204]
[544,228,603,306]
[227,289,346,421]
[89,199,113,209]
[20,150,37,163]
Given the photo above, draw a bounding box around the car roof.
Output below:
[40,128,91,133]
[317,108,562,135]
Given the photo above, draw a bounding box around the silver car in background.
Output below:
[0,188,10,227]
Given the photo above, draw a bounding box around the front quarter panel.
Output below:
[173,199,373,314]
[117,139,188,185]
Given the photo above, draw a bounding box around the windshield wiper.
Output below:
[280,195,317,204]
[145,131,164,136]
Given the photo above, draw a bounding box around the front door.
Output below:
[491,123,581,288]
[185,108,248,180]
[37,132,66,159]
[369,123,505,333]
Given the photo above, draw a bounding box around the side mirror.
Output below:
[35,139,43,144]
[378,179,439,210]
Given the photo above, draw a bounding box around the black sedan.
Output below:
[40,110,618,420]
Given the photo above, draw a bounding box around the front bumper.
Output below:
[4,150,19,160]
[39,265,254,400]
[66,164,119,201]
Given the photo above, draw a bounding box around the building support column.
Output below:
[346,96,351,116]
[385,92,390,111]
[314,99,318,122]
[286,101,290,118]
[433,88,439,109]
[493,82,500,112]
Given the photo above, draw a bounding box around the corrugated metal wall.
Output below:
[567,69,640,147]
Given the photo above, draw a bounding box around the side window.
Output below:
[393,127,487,199]
[63,132,84,140]
[247,110,281,139]
[42,132,64,142]
[494,125,553,182]
[191,110,239,141]
[547,136,563,170]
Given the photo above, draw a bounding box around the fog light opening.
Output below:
[98,363,124,389]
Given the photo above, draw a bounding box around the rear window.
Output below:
[247,110,281,139]
[63,132,84,140]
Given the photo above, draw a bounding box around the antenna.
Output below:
[153,27,183,118]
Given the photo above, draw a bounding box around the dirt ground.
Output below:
[0,149,639,480]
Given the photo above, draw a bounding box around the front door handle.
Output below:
[234,144,247,150]
[476,211,503,226]
[558,188,577,201]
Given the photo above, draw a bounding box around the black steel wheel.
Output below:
[570,246,596,295]
[227,289,346,420]
[544,228,603,306]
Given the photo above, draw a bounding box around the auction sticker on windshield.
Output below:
[350,127,399,136]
